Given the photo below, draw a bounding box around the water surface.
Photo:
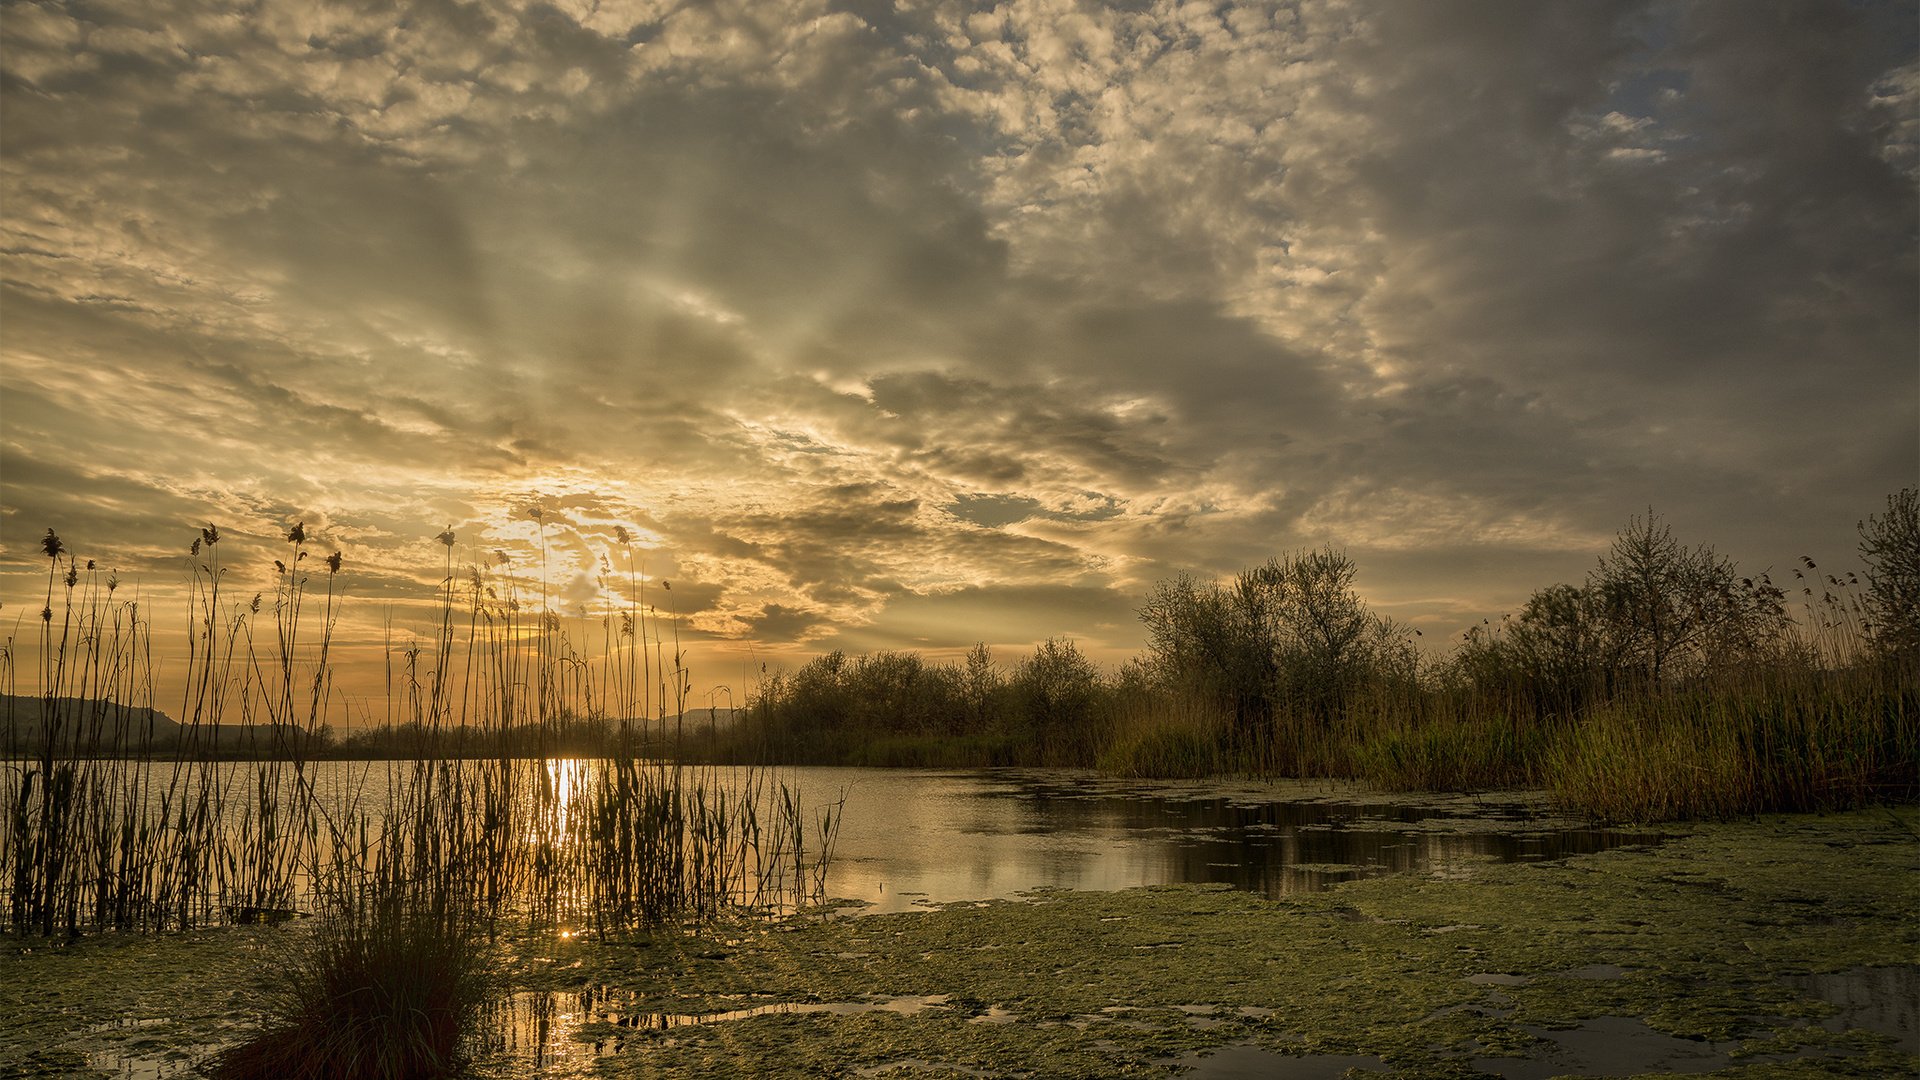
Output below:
[808,768,1662,912]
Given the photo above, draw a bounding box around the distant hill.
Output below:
[0,697,314,756]
[0,695,180,751]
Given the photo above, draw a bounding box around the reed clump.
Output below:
[1097,692,1224,778]
[1545,670,1918,821]
[212,883,491,1080]
[1354,713,1553,794]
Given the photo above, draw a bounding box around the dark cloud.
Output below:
[742,602,833,645]
[817,582,1144,655]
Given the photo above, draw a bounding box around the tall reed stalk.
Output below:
[1,521,841,938]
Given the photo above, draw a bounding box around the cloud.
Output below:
[3,0,1912,702]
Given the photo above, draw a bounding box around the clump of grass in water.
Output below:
[212,880,491,1080]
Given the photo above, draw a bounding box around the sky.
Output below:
[2,0,1916,711]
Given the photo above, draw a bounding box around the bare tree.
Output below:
[1589,511,1787,688]
[1859,487,1920,660]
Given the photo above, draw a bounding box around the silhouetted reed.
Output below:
[1,520,840,939]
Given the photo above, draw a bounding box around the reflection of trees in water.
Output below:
[1015,791,1661,897]
[1784,966,1920,1054]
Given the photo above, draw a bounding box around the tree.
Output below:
[1140,571,1277,745]
[1499,583,1618,710]
[1588,510,1787,688]
[1510,584,1601,675]
[1252,549,1376,720]
[1140,548,1403,744]
[1008,638,1103,760]
[1859,487,1920,660]
[960,643,1003,734]
[847,651,935,734]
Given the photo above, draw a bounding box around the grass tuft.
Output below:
[213,887,490,1080]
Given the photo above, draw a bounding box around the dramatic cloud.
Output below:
[3,0,1914,702]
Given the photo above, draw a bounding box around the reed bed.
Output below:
[0,523,842,939]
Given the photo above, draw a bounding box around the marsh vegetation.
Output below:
[725,495,1919,821]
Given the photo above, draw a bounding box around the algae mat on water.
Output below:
[4,808,1917,1079]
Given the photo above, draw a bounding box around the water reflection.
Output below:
[17,762,1658,923]
[1783,965,1920,1053]
[816,769,1663,912]
[476,987,962,1075]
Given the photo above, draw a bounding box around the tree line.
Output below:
[721,491,1919,788]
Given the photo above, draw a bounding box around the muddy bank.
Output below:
[8,808,1915,1078]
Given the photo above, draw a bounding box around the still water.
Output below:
[5,759,1655,919]
[803,768,1660,912]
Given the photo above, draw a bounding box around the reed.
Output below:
[1355,712,1551,794]
[1097,692,1224,778]
[1545,667,1918,821]
[0,520,842,940]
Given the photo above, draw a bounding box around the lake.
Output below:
[2,759,1655,919]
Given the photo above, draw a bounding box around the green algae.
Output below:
[0,925,282,1076]
[3,807,1914,1078]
